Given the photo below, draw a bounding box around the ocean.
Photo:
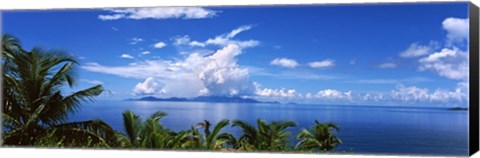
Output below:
[69,100,468,156]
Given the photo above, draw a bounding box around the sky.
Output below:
[2,2,470,107]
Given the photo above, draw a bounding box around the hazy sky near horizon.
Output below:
[2,2,470,106]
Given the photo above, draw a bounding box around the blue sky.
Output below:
[2,2,470,106]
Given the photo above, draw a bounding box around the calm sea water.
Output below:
[69,100,468,156]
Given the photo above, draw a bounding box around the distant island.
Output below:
[127,96,282,104]
[446,107,468,111]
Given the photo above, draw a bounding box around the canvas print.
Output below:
[1,2,473,156]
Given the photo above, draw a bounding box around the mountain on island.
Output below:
[446,107,468,111]
[127,96,281,104]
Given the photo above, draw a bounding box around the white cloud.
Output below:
[398,17,469,81]
[314,89,352,100]
[99,14,125,20]
[186,25,259,48]
[226,25,252,38]
[399,43,434,58]
[198,44,255,96]
[189,41,206,47]
[83,43,256,97]
[172,35,191,46]
[80,79,103,85]
[270,58,299,68]
[120,54,134,59]
[378,62,396,69]
[442,17,468,43]
[112,27,119,31]
[98,7,217,20]
[390,83,467,104]
[308,59,335,68]
[140,51,151,55]
[418,47,468,80]
[153,42,166,48]
[390,85,430,102]
[361,93,385,102]
[133,77,160,95]
[254,82,298,98]
[130,38,144,45]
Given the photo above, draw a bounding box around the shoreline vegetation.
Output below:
[1,34,346,153]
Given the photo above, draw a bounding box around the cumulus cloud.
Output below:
[390,83,467,104]
[442,17,468,43]
[133,77,160,95]
[98,7,217,20]
[308,59,335,68]
[254,82,298,98]
[120,54,134,59]
[270,58,299,68]
[418,47,468,80]
[153,42,166,48]
[198,44,256,96]
[397,17,468,82]
[84,44,255,97]
[378,62,396,69]
[399,43,435,58]
[361,93,385,102]
[314,89,352,100]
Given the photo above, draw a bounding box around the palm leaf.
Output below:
[206,119,229,148]
[122,110,141,146]
[52,119,116,147]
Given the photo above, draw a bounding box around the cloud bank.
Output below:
[99,7,217,20]
[83,26,256,98]
[83,17,469,106]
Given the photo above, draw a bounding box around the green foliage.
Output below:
[232,119,296,151]
[295,120,342,152]
[1,34,116,147]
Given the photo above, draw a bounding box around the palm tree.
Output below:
[117,110,172,148]
[140,111,171,148]
[232,119,296,151]
[295,120,342,152]
[118,110,142,147]
[190,119,236,150]
[2,34,117,147]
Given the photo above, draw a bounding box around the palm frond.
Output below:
[206,119,229,148]
[52,119,117,147]
[122,110,141,146]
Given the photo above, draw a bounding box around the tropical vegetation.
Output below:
[1,34,344,152]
